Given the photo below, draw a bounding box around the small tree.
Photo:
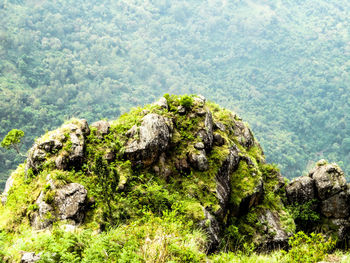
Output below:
[1,129,26,157]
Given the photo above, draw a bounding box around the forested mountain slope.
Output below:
[1,0,350,187]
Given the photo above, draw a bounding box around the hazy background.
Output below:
[1,0,350,188]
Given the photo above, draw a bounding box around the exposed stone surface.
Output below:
[200,208,221,252]
[91,120,110,138]
[125,114,172,166]
[197,110,214,150]
[55,183,88,222]
[213,133,225,146]
[25,119,89,175]
[215,146,240,218]
[188,150,209,171]
[286,160,350,245]
[233,120,254,148]
[1,173,14,205]
[154,97,168,109]
[239,179,264,215]
[194,142,205,150]
[177,105,186,114]
[310,162,346,200]
[21,252,41,263]
[31,183,88,230]
[194,94,206,106]
[286,176,315,204]
[257,209,289,249]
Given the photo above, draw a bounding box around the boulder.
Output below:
[31,183,88,229]
[321,191,350,218]
[54,183,88,223]
[310,162,346,200]
[125,113,172,166]
[257,209,289,249]
[21,252,41,263]
[91,120,110,138]
[188,150,209,171]
[286,176,315,204]
[193,95,206,107]
[25,119,89,175]
[213,133,225,146]
[154,97,168,110]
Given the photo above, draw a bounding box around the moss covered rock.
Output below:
[0,95,295,259]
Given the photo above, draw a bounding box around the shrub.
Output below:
[281,231,335,263]
[179,95,194,109]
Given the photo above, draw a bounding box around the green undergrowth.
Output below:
[0,95,299,261]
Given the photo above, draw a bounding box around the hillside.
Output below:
[2,95,350,262]
[2,0,350,187]
[0,95,295,262]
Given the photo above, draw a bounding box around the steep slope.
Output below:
[0,95,294,262]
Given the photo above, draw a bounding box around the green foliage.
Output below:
[179,95,194,110]
[1,129,25,155]
[281,231,335,263]
[288,200,320,232]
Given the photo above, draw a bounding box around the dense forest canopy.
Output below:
[1,0,350,188]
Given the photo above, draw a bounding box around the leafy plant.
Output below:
[281,231,335,263]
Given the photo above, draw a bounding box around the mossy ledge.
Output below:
[0,94,295,262]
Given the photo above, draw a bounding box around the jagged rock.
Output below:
[286,176,315,204]
[257,209,289,249]
[91,120,110,138]
[177,105,186,114]
[199,208,221,252]
[31,183,88,229]
[55,183,88,223]
[194,142,205,150]
[213,133,225,146]
[196,108,207,116]
[21,252,41,263]
[310,162,346,200]
[197,110,214,150]
[25,119,89,175]
[215,145,240,217]
[194,95,206,107]
[1,173,14,205]
[214,122,226,132]
[154,97,168,109]
[321,190,350,218]
[233,120,254,148]
[125,114,172,166]
[188,150,209,171]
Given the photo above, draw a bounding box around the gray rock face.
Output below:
[154,97,168,109]
[1,173,14,205]
[321,191,350,218]
[239,179,264,215]
[233,120,254,148]
[21,252,41,263]
[125,114,172,166]
[91,120,110,138]
[55,183,88,222]
[257,209,289,249]
[197,110,214,150]
[25,119,89,175]
[31,183,88,230]
[215,146,240,218]
[310,163,346,200]
[194,95,206,106]
[188,150,209,171]
[286,160,350,244]
[286,176,315,204]
[199,208,221,252]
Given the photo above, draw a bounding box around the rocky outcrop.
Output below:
[21,252,41,263]
[91,120,110,138]
[286,160,350,244]
[257,209,289,249]
[31,183,88,230]
[188,150,209,171]
[125,113,172,166]
[25,119,90,175]
[197,110,214,150]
